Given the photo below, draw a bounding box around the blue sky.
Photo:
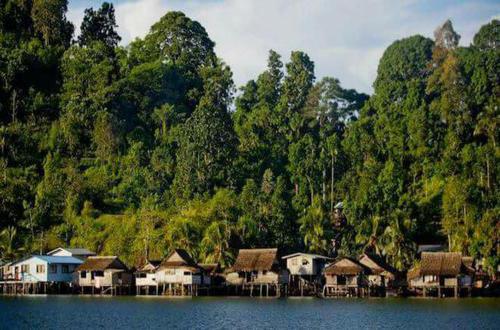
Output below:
[68,0,499,93]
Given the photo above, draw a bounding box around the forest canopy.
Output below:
[0,2,498,273]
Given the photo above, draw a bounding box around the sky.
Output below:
[68,0,500,94]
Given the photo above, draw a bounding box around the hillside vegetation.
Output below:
[0,2,498,272]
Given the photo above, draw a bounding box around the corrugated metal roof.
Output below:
[282,252,332,260]
[47,247,96,256]
[13,255,83,265]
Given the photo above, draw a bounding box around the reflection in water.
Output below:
[1,296,499,329]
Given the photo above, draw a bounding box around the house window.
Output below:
[262,271,267,275]
[136,273,146,278]
[184,271,191,276]
[425,275,437,282]
[117,272,122,279]
[62,265,70,273]
[81,271,87,278]
[94,271,104,277]
[50,265,57,273]
[36,265,45,273]
[21,264,30,273]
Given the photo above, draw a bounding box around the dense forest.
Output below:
[0,1,498,273]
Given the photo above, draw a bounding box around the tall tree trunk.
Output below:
[307,176,314,205]
[330,155,335,212]
[486,154,490,191]
[322,169,326,203]
[11,90,17,123]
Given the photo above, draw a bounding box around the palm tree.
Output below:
[356,215,385,255]
[236,215,258,246]
[200,221,233,268]
[299,198,328,254]
[380,216,416,271]
[165,217,200,258]
[0,226,23,261]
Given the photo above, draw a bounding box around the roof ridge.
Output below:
[89,256,117,258]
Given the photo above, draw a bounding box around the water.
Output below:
[0,296,499,329]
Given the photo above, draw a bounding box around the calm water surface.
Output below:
[0,296,499,329]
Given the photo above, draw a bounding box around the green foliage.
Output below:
[78,2,121,49]
[31,0,73,47]
[0,10,497,275]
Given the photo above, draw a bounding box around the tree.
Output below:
[59,41,120,156]
[78,2,121,49]
[473,19,499,50]
[31,0,73,47]
[200,221,233,267]
[140,11,215,70]
[0,226,24,261]
[173,62,236,198]
[299,197,328,254]
[278,51,315,141]
[434,19,460,49]
[92,111,119,162]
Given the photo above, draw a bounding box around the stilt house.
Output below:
[226,248,288,297]
[3,255,83,294]
[323,257,367,297]
[135,260,161,295]
[358,253,397,296]
[155,249,207,296]
[407,252,474,297]
[75,256,132,295]
[282,253,331,296]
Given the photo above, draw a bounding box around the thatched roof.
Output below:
[407,266,420,281]
[421,252,462,276]
[137,260,161,273]
[199,263,221,275]
[158,249,201,271]
[76,256,128,272]
[324,258,365,275]
[407,252,474,280]
[359,254,396,278]
[231,248,278,272]
[461,256,474,271]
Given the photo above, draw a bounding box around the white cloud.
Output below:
[68,0,499,94]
